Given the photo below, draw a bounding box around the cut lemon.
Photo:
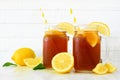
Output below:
[92,63,108,75]
[57,22,75,35]
[88,22,110,36]
[85,30,99,47]
[11,48,36,66]
[24,57,42,68]
[105,62,117,73]
[52,52,74,73]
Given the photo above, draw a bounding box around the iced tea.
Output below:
[73,30,101,72]
[43,30,68,68]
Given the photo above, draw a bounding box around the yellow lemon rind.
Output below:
[88,22,110,36]
[105,62,117,73]
[11,48,36,66]
[57,22,75,35]
[92,63,108,75]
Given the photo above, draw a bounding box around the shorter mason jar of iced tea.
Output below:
[73,26,101,72]
[43,27,69,68]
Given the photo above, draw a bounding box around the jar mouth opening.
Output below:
[74,29,99,36]
[45,29,66,32]
[83,29,98,32]
[75,29,98,32]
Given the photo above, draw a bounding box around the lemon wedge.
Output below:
[52,52,74,73]
[105,62,117,73]
[92,63,108,75]
[57,22,75,35]
[24,57,42,68]
[88,22,110,36]
[85,31,99,47]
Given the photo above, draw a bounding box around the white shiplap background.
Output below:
[0,0,120,55]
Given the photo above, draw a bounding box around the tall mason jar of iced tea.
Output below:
[43,28,68,68]
[73,27,101,72]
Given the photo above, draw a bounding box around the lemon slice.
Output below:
[85,31,99,47]
[57,22,75,35]
[52,52,74,73]
[88,22,110,36]
[105,62,117,73]
[92,63,108,75]
[24,57,42,68]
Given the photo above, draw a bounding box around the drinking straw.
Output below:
[40,8,48,24]
[70,8,73,15]
[69,8,77,31]
[74,16,77,24]
[40,8,58,51]
[69,8,77,25]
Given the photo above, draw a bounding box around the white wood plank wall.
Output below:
[0,0,120,54]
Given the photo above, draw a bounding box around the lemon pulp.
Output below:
[24,57,42,68]
[52,52,74,73]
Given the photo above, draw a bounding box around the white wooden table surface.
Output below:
[0,51,119,80]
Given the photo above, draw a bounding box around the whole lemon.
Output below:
[11,48,36,66]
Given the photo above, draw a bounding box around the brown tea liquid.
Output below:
[43,30,68,68]
[73,30,100,72]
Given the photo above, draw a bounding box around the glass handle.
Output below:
[105,37,110,62]
[101,37,110,63]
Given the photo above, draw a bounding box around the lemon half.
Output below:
[52,52,74,73]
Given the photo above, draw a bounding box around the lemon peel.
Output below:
[105,62,117,73]
[57,22,75,35]
[88,22,110,36]
[92,63,108,75]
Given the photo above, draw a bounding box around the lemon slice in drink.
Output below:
[85,30,99,47]
[52,52,74,73]
[105,62,117,73]
[24,57,42,68]
[88,22,110,36]
[92,63,108,75]
[57,22,75,35]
